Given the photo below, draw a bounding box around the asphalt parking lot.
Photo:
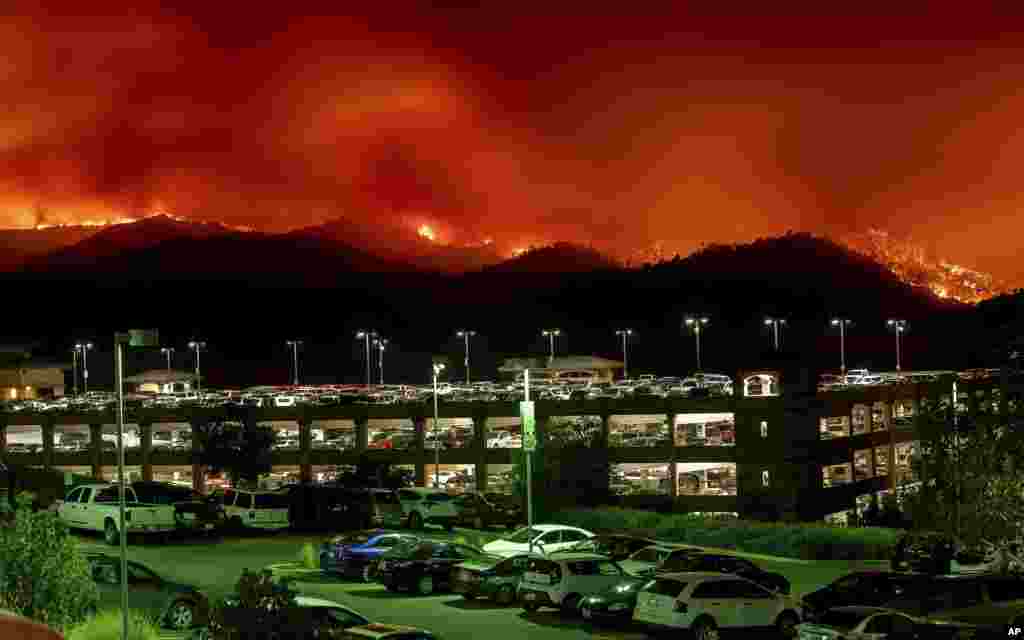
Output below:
[74,527,869,640]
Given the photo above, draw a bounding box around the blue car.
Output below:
[320,530,420,582]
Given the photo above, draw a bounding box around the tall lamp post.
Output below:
[683,317,710,371]
[374,338,388,385]
[432,363,445,488]
[160,347,174,373]
[830,318,852,375]
[188,341,206,393]
[355,330,377,387]
[456,330,476,384]
[71,346,79,396]
[75,342,94,394]
[886,319,908,373]
[286,340,303,385]
[541,329,561,367]
[615,329,633,379]
[764,317,787,352]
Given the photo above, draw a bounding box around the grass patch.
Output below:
[63,609,161,640]
[551,508,901,561]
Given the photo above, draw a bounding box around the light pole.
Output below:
[830,318,852,375]
[374,338,388,385]
[160,347,174,373]
[355,330,377,387]
[71,347,79,396]
[456,330,476,384]
[887,319,908,373]
[683,317,710,371]
[541,329,561,367]
[615,329,633,379]
[75,342,94,394]
[188,341,206,393]
[764,317,787,352]
[286,340,303,385]
[432,363,445,488]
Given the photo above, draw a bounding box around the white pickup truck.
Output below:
[57,483,178,545]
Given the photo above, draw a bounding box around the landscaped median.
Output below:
[550,508,902,561]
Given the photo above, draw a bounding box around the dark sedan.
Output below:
[579,577,649,623]
[320,530,420,582]
[656,552,791,594]
[556,534,661,562]
[452,492,522,530]
[451,553,537,605]
[376,541,499,595]
[87,553,209,631]
[801,571,933,622]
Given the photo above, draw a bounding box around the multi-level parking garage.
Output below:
[1,368,1020,522]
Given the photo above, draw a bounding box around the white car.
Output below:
[482,524,594,558]
[518,553,628,613]
[396,487,459,531]
[486,432,522,449]
[796,606,921,639]
[214,488,290,531]
[617,544,679,578]
[632,572,801,640]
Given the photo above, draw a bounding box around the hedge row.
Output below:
[550,508,902,561]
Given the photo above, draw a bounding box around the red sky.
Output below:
[3,4,1024,284]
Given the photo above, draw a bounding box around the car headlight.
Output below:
[614,584,635,594]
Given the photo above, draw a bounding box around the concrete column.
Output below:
[473,413,488,493]
[192,464,206,493]
[298,420,312,484]
[355,417,369,453]
[883,402,895,490]
[89,424,103,479]
[0,421,6,455]
[139,422,153,482]
[597,413,610,449]
[668,461,679,499]
[413,416,427,488]
[667,413,677,446]
[189,419,206,493]
[41,421,54,471]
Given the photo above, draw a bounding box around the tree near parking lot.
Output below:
[0,494,99,630]
[193,419,275,489]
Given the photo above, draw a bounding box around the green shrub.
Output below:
[300,542,318,570]
[64,609,161,640]
[550,508,902,560]
[0,502,99,628]
[208,569,299,640]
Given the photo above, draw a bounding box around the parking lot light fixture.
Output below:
[615,329,633,379]
[286,340,303,386]
[373,338,388,385]
[887,319,908,373]
[541,329,562,366]
[355,330,377,387]
[764,317,787,352]
[829,318,852,375]
[683,317,710,371]
[160,347,174,373]
[432,363,446,488]
[75,342,94,394]
[456,330,476,384]
[187,341,206,392]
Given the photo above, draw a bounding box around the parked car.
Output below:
[396,488,458,531]
[656,552,791,594]
[618,544,681,578]
[192,594,369,640]
[321,530,420,582]
[795,606,930,640]
[87,553,209,631]
[130,481,224,535]
[579,576,650,623]
[338,624,440,640]
[885,573,1024,635]
[802,572,934,622]
[452,491,522,530]
[213,488,291,531]
[518,553,629,614]
[57,483,178,545]
[555,534,663,562]
[376,541,497,595]
[482,524,594,558]
[892,532,998,576]
[451,552,537,605]
[632,572,801,640]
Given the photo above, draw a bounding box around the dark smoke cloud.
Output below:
[2,5,1024,283]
